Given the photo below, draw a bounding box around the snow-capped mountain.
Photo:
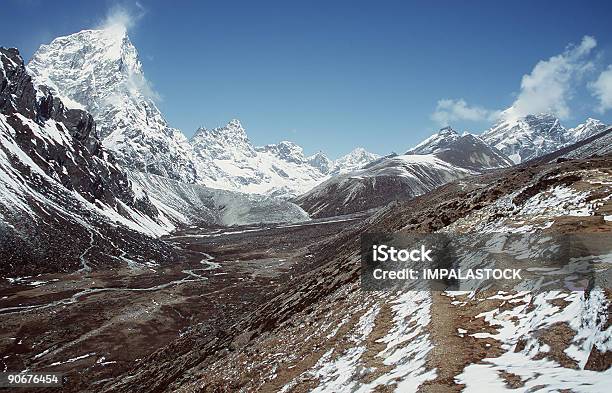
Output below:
[407,126,513,170]
[25,26,382,198]
[0,47,178,274]
[190,120,329,197]
[480,113,609,164]
[296,126,517,217]
[27,26,198,183]
[295,153,472,217]
[568,118,609,141]
[328,147,380,175]
[190,120,380,197]
[0,46,309,275]
[480,113,570,164]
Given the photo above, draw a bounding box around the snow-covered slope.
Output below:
[191,121,329,197]
[407,126,513,170]
[0,47,178,274]
[129,172,309,226]
[481,113,570,164]
[295,154,473,217]
[568,118,609,141]
[27,26,198,183]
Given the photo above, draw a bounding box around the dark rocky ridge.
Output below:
[0,47,174,275]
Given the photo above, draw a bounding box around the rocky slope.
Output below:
[0,47,176,275]
[96,152,612,393]
[295,154,473,218]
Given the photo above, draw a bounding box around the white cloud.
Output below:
[97,3,147,38]
[503,35,596,121]
[431,36,600,127]
[590,65,612,113]
[431,98,500,126]
[96,4,161,103]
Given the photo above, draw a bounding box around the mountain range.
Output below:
[480,112,608,163]
[2,21,612,393]
[0,46,307,274]
[1,24,611,271]
[26,27,380,197]
[25,26,610,203]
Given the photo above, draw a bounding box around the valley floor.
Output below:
[0,213,365,392]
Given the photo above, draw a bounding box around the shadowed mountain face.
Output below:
[0,47,177,275]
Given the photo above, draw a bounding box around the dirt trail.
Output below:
[418,291,503,392]
[418,292,465,393]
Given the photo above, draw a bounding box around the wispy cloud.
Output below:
[97,2,147,36]
[96,3,161,103]
[431,36,599,127]
[503,35,596,121]
[590,65,612,113]
[431,98,500,126]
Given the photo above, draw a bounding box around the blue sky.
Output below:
[3,0,612,158]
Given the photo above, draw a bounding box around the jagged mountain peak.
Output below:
[438,125,459,136]
[329,147,380,175]
[481,112,569,164]
[569,118,608,141]
[193,119,249,142]
[27,27,198,183]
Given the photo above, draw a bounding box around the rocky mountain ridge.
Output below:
[27,26,380,197]
[0,46,176,274]
[481,112,609,163]
[28,27,199,183]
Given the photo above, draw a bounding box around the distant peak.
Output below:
[585,117,603,124]
[227,118,243,128]
[191,119,251,146]
[438,126,458,135]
